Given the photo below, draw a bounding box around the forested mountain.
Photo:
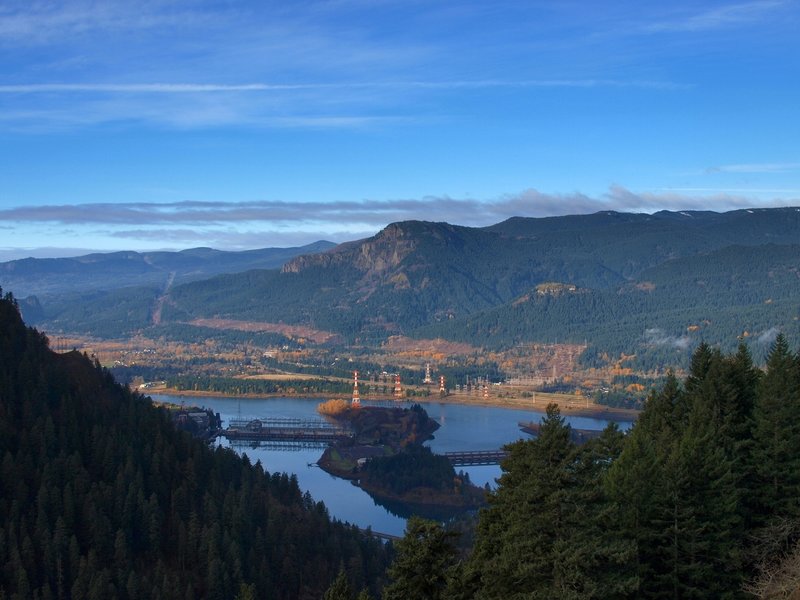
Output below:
[421,243,800,366]
[21,208,800,364]
[0,290,390,599]
[162,208,800,355]
[486,208,800,277]
[382,340,800,598]
[0,240,335,297]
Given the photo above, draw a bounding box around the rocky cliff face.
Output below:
[282,222,418,277]
[353,223,418,273]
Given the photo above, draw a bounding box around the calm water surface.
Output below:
[152,394,632,536]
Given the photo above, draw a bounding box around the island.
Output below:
[316,400,487,517]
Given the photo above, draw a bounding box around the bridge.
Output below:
[221,417,352,444]
[443,450,508,466]
[221,418,512,466]
[359,528,402,543]
[226,439,330,451]
[519,421,603,445]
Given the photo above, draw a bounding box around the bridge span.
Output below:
[221,417,352,444]
[444,450,508,466]
[359,528,402,543]
[220,418,509,467]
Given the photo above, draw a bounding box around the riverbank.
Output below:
[145,384,640,421]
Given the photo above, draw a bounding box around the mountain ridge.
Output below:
[0,240,336,297]
[14,207,800,365]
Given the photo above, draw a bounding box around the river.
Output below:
[151,394,633,537]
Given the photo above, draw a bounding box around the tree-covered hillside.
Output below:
[0,289,389,599]
[159,210,800,345]
[25,208,800,369]
[418,243,800,368]
[486,208,800,277]
[383,339,800,598]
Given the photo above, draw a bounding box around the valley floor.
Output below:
[144,383,640,421]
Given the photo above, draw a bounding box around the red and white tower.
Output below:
[423,363,433,385]
[351,370,360,406]
[393,374,403,399]
[439,375,446,394]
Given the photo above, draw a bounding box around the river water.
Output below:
[151,394,632,536]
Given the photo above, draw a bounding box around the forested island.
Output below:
[317,402,487,515]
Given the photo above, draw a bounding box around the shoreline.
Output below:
[145,386,640,422]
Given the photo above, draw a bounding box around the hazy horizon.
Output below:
[3,203,800,262]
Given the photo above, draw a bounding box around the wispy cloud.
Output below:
[1,186,795,230]
[0,78,683,132]
[643,328,693,350]
[705,162,800,174]
[658,189,800,199]
[2,1,702,133]
[0,79,683,95]
[0,83,317,93]
[0,1,219,44]
[644,1,786,33]
[757,326,781,345]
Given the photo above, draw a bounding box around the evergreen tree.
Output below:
[558,424,636,598]
[607,347,760,597]
[466,404,574,598]
[324,569,354,600]
[383,517,459,600]
[465,404,632,598]
[650,397,742,597]
[724,343,760,442]
[750,334,800,546]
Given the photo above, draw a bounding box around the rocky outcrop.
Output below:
[282,223,419,277]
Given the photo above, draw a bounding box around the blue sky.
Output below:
[0,0,798,259]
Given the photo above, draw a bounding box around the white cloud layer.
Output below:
[0,186,796,252]
[1,186,794,229]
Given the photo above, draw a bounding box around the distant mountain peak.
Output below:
[281,220,474,278]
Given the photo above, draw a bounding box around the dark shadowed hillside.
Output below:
[0,289,389,599]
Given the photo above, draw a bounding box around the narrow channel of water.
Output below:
[151,394,633,536]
